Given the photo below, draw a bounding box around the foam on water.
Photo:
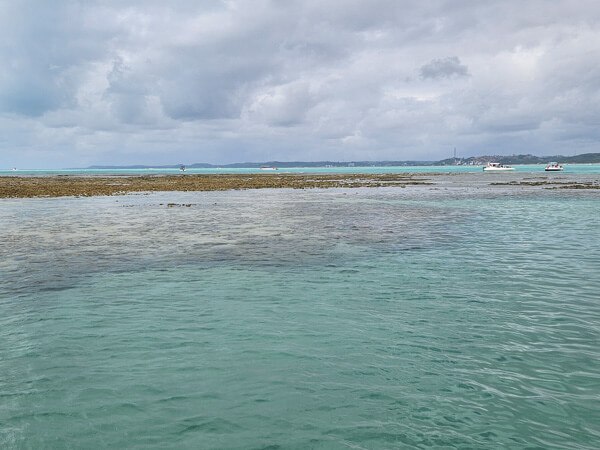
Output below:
[1,175,599,448]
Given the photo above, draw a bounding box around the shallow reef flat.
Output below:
[0,173,430,198]
[2,172,600,198]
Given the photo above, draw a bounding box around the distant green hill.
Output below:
[561,153,600,163]
[497,153,600,164]
[86,153,600,169]
[439,153,600,165]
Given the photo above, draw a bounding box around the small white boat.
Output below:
[179,165,186,172]
[545,162,563,171]
[260,166,277,171]
[483,162,515,172]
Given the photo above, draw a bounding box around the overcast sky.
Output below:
[2,0,600,168]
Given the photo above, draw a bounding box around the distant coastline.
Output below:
[83,152,600,170]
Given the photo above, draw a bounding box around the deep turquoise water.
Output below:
[1,174,599,448]
[3,164,600,176]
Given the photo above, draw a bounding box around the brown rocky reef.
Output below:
[0,173,430,198]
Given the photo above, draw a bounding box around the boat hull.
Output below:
[483,167,515,172]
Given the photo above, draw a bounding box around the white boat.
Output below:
[179,165,186,172]
[260,166,277,171]
[483,162,515,172]
[545,162,563,171]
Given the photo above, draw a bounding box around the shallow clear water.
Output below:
[1,175,600,448]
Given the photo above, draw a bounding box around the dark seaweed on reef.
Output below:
[0,173,431,198]
[491,180,600,188]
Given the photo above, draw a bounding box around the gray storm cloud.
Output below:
[420,57,469,79]
[1,0,600,167]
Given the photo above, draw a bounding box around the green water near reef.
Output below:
[1,176,599,448]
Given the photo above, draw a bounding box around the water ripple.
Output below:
[1,180,600,448]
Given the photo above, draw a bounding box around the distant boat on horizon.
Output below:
[260,166,278,171]
[483,162,515,172]
[179,165,186,172]
[545,162,563,171]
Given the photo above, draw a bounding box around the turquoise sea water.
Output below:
[3,164,600,176]
[1,173,600,448]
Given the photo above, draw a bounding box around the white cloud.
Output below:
[1,0,600,167]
